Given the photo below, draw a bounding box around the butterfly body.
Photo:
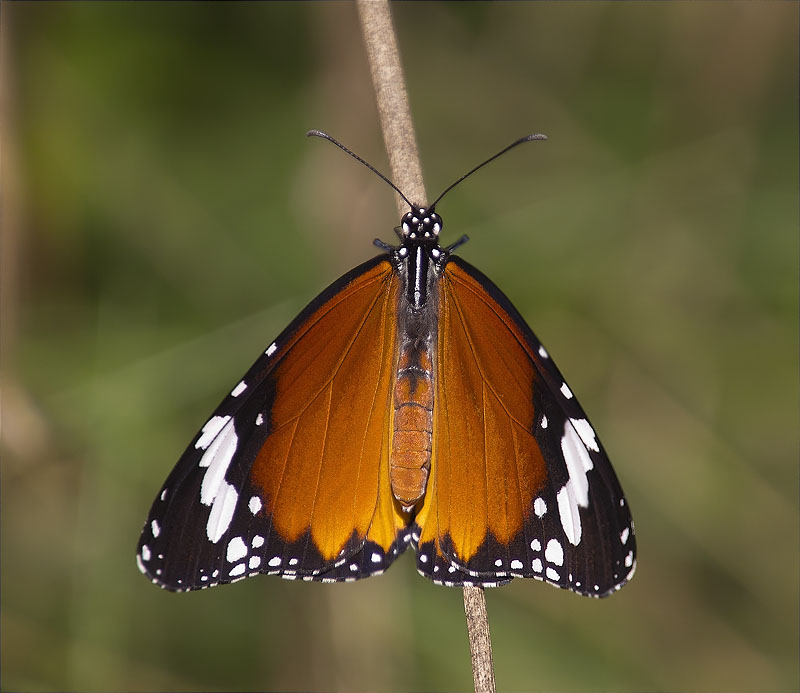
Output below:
[137,164,636,597]
[388,207,445,510]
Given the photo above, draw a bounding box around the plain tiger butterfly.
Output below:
[136,131,636,597]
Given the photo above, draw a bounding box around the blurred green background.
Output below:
[2,3,797,691]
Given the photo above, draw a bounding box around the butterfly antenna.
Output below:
[306,130,414,208]
[428,133,547,211]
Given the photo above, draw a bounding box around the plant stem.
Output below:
[355,3,496,692]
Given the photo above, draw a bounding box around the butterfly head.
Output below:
[401,206,443,242]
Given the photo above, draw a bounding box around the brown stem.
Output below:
[355,0,425,213]
[355,2,496,692]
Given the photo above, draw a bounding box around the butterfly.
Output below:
[136,131,636,597]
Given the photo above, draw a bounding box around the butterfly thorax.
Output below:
[388,205,444,511]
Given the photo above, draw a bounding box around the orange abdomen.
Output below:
[390,344,434,509]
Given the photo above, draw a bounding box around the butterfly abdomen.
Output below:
[390,337,434,509]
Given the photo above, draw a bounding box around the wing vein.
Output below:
[446,276,530,430]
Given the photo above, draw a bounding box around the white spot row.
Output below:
[231,380,247,397]
[224,532,315,582]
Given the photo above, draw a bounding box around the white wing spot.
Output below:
[229,563,246,577]
[538,345,549,359]
[255,413,264,426]
[289,558,298,566]
[268,556,282,567]
[231,380,247,397]
[160,489,168,502]
[625,551,634,568]
[510,559,523,570]
[546,567,560,581]
[420,554,428,564]
[198,417,240,543]
[557,485,581,546]
[530,538,542,552]
[494,559,503,567]
[532,558,543,573]
[195,415,231,450]
[545,539,564,566]
[251,535,264,549]
[541,415,548,429]
[226,536,247,563]
[556,420,595,545]
[249,555,261,570]
[206,482,238,543]
[620,527,630,544]
[141,545,151,561]
[371,552,382,564]
[151,520,160,538]
[570,417,599,452]
[248,495,262,515]
[534,497,547,517]
[560,382,573,399]
[350,563,358,572]
[266,342,277,357]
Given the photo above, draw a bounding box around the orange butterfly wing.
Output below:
[415,257,635,596]
[138,257,410,590]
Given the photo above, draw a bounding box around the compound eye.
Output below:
[430,212,443,235]
[400,211,414,236]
